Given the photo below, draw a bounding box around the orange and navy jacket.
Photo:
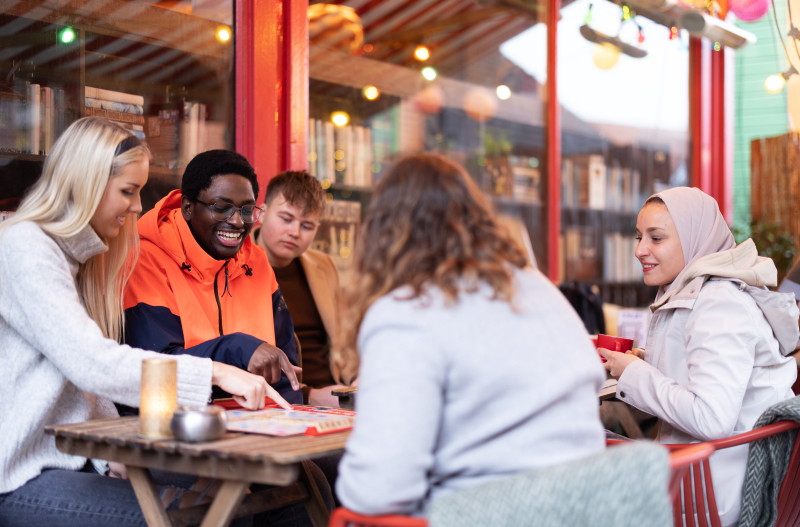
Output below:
[123,190,301,403]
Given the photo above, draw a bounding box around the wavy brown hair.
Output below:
[337,153,527,382]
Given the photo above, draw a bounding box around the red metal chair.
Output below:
[328,443,710,527]
[668,420,800,527]
[328,508,427,527]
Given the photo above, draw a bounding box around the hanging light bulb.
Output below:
[216,26,232,42]
[414,45,431,61]
[362,85,380,100]
[331,111,350,127]
[58,26,76,44]
[593,43,621,70]
[421,66,438,81]
[764,65,798,94]
[496,84,512,100]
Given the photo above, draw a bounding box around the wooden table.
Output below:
[46,417,349,527]
[336,380,619,407]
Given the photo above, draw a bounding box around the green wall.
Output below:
[732,4,791,236]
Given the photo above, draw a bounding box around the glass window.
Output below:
[308,0,549,274]
[0,0,235,213]
[552,0,689,305]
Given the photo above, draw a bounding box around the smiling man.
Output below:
[123,150,302,404]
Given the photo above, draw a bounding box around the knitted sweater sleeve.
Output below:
[0,223,211,408]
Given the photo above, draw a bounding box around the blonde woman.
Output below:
[0,117,281,526]
[336,153,606,516]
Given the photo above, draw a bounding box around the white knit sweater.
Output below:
[0,221,213,493]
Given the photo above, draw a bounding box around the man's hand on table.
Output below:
[248,342,302,391]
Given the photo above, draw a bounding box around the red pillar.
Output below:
[546,0,562,282]
[236,0,308,200]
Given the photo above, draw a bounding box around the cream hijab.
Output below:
[649,186,735,301]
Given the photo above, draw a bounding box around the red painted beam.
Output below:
[546,0,561,282]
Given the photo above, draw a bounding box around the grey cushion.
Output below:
[428,441,671,527]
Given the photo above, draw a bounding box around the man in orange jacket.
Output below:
[124,150,302,403]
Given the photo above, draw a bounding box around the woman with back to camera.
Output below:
[0,117,283,526]
[335,153,606,516]
[599,186,798,527]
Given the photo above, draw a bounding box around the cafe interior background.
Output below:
[2,0,800,343]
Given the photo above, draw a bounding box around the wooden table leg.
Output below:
[127,466,173,527]
[600,400,645,439]
[199,480,249,527]
[299,460,330,527]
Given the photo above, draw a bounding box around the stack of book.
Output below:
[83,86,145,139]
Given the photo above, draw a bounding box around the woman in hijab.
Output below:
[600,187,798,527]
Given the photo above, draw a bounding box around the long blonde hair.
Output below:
[337,153,527,382]
[0,117,150,341]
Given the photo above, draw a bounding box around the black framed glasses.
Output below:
[193,198,262,224]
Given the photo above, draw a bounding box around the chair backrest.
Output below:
[428,441,672,527]
[667,443,715,501]
[328,508,427,527]
[669,420,800,527]
[332,442,703,527]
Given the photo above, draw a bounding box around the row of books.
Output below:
[308,118,375,188]
[0,83,67,155]
[82,86,146,140]
[311,199,361,273]
[602,232,643,282]
[0,83,219,170]
[483,156,541,203]
[560,227,643,283]
[561,155,643,212]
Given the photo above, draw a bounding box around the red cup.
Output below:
[596,334,634,353]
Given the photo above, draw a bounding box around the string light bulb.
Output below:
[496,84,512,100]
[331,111,350,127]
[764,65,798,94]
[414,45,431,61]
[421,66,437,81]
[216,26,232,42]
[58,26,76,44]
[362,85,380,100]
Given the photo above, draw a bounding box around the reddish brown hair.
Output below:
[337,153,527,381]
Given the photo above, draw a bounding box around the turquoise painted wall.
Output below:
[732,3,790,236]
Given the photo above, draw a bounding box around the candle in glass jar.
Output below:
[139,358,177,438]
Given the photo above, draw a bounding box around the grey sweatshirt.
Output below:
[0,221,212,493]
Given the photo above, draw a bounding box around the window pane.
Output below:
[0,0,235,213]
[309,0,549,273]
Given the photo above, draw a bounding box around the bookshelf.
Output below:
[0,0,235,213]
